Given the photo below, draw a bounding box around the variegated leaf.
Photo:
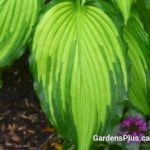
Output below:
[0,0,42,67]
[30,1,128,149]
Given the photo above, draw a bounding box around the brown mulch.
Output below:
[0,52,61,150]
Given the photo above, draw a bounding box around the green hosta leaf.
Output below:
[0,0,42,68]
[112,0,134,24]
[30,1,128,149]
[123,13,150,114]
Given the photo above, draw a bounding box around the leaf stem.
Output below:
[75,0,86,10]
[76,0,81,10]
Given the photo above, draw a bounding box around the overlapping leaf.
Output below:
[112,0,134,24]
[0,0,42,68]
[123,13,150,114]
[136,0,150,37]
[30,1,128,149]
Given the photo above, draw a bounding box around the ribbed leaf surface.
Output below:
[30,2,128,149]
[123,15,150,114]
[0,0,41,67]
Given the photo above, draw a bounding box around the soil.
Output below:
[0,52,61,150]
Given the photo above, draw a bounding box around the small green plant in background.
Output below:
[0,0,150,149]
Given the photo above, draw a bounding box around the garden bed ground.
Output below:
[0,52,61,150]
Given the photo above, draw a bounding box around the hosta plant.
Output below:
[30,0,129,149]
[0,0,42,68]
